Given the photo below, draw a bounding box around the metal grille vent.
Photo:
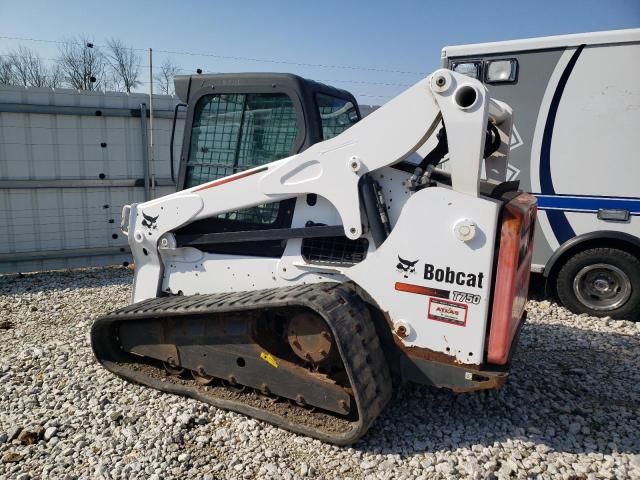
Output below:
[301,235,369,265]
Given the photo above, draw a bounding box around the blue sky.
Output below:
[2,0,639,103]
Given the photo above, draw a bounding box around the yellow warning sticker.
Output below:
[260,352,279,368]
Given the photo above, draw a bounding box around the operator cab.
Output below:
[171,73,361,257]
[173,73,361,190]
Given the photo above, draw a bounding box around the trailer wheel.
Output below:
[555,248,640,320]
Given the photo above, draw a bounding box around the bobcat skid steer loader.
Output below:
[91,69,537,445]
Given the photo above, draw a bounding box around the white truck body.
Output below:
[441,29,640,317]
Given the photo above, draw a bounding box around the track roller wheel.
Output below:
[222,377,246,393]
[191,367,215,385]
[163,358,185,376]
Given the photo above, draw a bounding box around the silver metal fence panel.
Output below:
[0,86,183,273]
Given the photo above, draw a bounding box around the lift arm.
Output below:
[123,69,510,301]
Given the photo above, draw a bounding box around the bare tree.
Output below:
[105,38,140,93]
[57,36,106,90]
[1,46,63,88]
[0,56,14,85]
[154,59,181,95]
[48,64,65,88]
[5,46,51,87]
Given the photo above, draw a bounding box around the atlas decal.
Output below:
[424,263,484,289]
[427,298,468,327]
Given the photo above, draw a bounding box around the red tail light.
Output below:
[487,193,537,365]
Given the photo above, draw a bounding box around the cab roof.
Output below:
[174,72,356,105]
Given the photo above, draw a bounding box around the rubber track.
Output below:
[91,283,392,445]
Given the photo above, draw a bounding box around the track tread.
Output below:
[92,282,392,445]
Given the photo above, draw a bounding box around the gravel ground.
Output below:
[0,267,639,480]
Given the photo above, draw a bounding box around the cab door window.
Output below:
[185,93,298,223]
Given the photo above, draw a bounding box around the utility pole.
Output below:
[148,47,156,198]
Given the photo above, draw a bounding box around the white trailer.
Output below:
[441,29,640,319]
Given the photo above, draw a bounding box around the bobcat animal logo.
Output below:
[141,212,159,231]
[396,256,419,278]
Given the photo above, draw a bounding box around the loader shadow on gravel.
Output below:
[356,321,640,457]
[528,272,547,300]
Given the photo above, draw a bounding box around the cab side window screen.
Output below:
[185,93,298,224]
[316,94,359,140]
